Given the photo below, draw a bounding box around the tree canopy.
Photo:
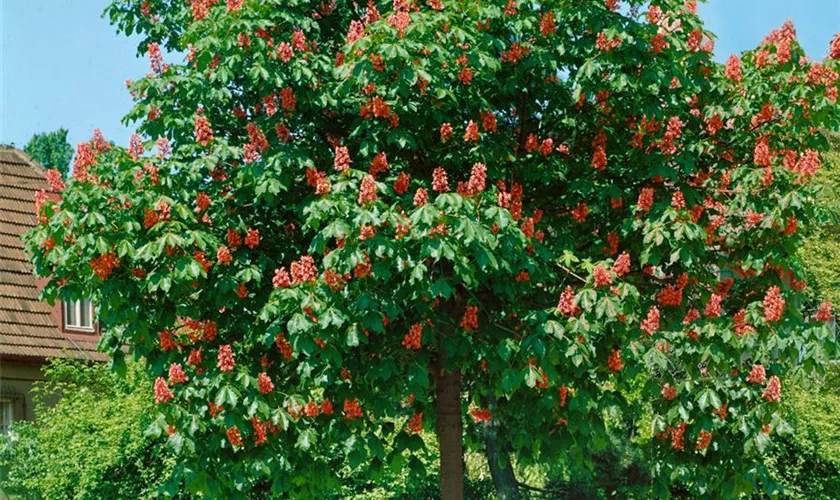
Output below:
[23,128,73,178]
[25,0,840,497]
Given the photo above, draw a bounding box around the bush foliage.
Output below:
[0,359,175,499]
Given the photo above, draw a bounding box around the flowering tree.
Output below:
[26,0,840,497]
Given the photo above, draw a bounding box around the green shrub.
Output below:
[0,358,176,499]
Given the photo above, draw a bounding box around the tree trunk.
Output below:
[485,431,519,499]
[483,394,520,500]
[435,365,464,500]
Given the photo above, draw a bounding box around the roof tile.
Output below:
[0,147,103,361]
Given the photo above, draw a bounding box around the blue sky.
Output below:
[1,1,839,152]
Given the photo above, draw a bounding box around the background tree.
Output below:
[25,0,840,498]
[22,128,73,177]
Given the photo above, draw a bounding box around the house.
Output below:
[0,146,104,432]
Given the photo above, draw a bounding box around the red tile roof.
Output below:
[0,146,104,360]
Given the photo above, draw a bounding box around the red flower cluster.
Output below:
[407,412,423,434]
[831,33,840,60]
[275,333,293,360]
[128,134,144,161]
[218,344,236,373]
[216,245,232,265]
[226,427,243,447]
[45,169,65,192]
[359,175,378,204]
[695,430,713,451]
[640,306,660,335]
[671,422,686,451]
[612,252,630,276]
[540,11,555,36]
[403,323,423,350]
[593,265,612,288]
[747,364,766,385]
[464,121,479,141]
[245,228,259,249]
[148,42,164,75]
[671,190,685,210]
[704,293,723,318]
[194,114,214,146]
[369,152,389,176]
[465,163,487,195]
[432,167,450,192]
[637,187,654,213]
[90,253,119,280]
[154,377,174,404]
[596,32,622,52]
[258,372,274,394]
[558,385,569,407]
[762,375,782,402]
[661,384,677,400]
[470,408,492,423]
[607,348,623,372]
[274,256,318,287]
[763,286,785,323]
[413,188,428,206]
[440,123,453,142]
[343,398,363,419]
[816,301,833,322]
[557,286,576,315]
[73,142,95,180]
[571,202,589,222]
[169,363,189,385]
[461,306,479,332]
[393,172,410,195]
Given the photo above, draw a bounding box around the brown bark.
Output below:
[435,355,464,499]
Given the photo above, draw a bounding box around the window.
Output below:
[0,398,13,434]
[63,299,94,332]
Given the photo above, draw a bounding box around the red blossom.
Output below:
[245,228,260,249]
[831,33,840,59]
[169,363,189,385]
[461,305,479,332]
[413,188,428,206]
[258,372,274,394]
[763,286,785,323]
[815,301,833,322]
[359,175,378,204]
[612,252,631,276]
[747,364,766,385]
[641,306,660,335]
[762,375,782,402]
[557,286,576,315]
[217,345,236,373]
[343,398,363,419]
[403,323,423,350]
[394,172,411,194]
[607,348,623,372]
[464,121,479,142]
[637,188,654,213]
[440,123,453,142]
[470,408,492,423]
[593,265,612,288]
[194,114,214,146]
[226,427,243,447]
[695,430,713,451]
[432,167,450,192]
[154,377,174,404]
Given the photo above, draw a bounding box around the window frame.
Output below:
[62,299,95,333]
